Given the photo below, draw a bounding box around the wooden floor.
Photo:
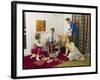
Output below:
[54,56,90,67]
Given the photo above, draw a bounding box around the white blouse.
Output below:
[34,40,42,47]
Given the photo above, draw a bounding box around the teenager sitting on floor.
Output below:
[56,33,69,61]
[65,37,85,61]
[30,33,48,61]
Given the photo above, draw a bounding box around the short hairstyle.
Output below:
[35,33,40,40]
[50,28,55,32]
[65,18,70,21]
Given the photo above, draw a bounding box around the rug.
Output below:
[23,54,69,69]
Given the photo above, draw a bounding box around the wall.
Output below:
[24,12,72,56]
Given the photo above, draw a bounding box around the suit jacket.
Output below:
[70,21,79,36]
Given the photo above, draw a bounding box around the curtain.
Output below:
[72,14,91,54]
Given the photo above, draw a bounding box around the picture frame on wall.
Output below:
[11,1,98,79]
[36,20,46,32]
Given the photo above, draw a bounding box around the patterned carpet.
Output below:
[23,54,69,69]
[23,54,90,69]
